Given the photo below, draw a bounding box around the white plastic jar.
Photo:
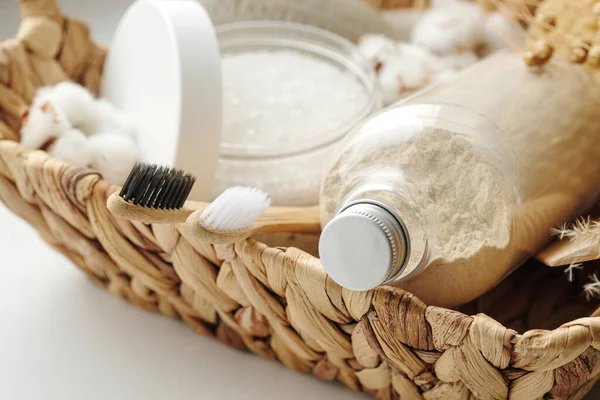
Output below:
[319,51,600,307]
[214,21,382,206]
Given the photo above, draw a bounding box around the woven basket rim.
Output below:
[2,0,600,398]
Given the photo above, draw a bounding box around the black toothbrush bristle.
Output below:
[174,175,194,209]
[118,162,196,209]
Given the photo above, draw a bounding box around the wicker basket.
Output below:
[2,0,600,399]
[366,0,429,9]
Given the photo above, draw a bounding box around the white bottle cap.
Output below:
[319,202,408,291]
[101,0,222,201]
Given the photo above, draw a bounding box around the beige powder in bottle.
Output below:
[390,128,512,260]
[320,51,600,307]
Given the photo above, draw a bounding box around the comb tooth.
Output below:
[156,168,178,209]
[139,165,160,206]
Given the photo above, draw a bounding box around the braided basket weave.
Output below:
[2,0,600,399]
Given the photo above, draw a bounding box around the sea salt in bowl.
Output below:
[214,21,382,206]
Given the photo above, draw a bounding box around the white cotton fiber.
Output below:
[397,42,444,68]
[430,0,461,8]
[23,84,140,180]
[20,99,72,149]
[438,52,478,70]
[33,86,54,100]
[358,34,398,66]
[47,128,91,167]
[379,56,431,105]
[411,2,486,55]
[87,133,139,185]
[376,43,447,106]
[81,98,137,139]
[48,81,95,127]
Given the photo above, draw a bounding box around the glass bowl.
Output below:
[214,21,382,206]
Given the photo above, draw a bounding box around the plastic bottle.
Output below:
[318,50,600,307]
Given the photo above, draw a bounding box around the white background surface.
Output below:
[0,1,369,399]
[1,1,598,399]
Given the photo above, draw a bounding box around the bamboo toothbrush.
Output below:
[107,162,321,244]
[185,188,320,244]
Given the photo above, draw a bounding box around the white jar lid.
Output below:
[101,0,222,201]
[319,202,408,291]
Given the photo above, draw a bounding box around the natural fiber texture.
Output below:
[2,0,600,399]
[527,0,600,77]
[365,0,430,9]
[365,0,502,11]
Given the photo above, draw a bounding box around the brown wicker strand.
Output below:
[0,0,600,398]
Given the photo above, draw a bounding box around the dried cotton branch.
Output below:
[584,274,600,300]
[550,221,570,240]
[551,217,600,245]
[564,263,583,283]
[573,216,593,236]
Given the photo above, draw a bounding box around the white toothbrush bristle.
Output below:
[199,187,271,232]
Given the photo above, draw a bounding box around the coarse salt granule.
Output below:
[216,49,369,205]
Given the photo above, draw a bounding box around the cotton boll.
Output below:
[438,52,479,71]
[379,57,431,106]
[33,86,54,102]
[376,43,445,106]
[397,42,435,63]
[358,34,399,68]
[47,128,91,167]
[411,2,486,55]
[88,133,139,185]
[20,99,72,149]
[397,43,446,73]
[97,100,137,139]
[379,76,402,107]
[485,11,525,53]
[50,81,95,127]
[81,99,137,139]
[117,117,137,139]
[430,0,460,8]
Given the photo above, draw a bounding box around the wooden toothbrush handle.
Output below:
[108,190,322,239]
[107,192,208,224]
[253,205,322,234]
